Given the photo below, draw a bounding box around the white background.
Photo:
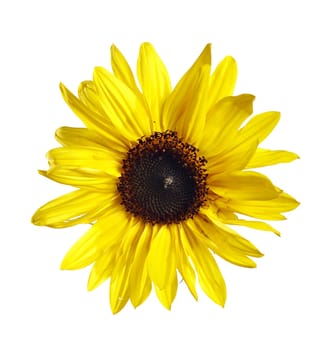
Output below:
[1,0,327,349]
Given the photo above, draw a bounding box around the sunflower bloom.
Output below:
[32,43,299,314]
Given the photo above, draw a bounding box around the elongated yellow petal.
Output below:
[155,273,178,310]
[87,246,117,291]
[46,147,121,176]
[174,225,198,300]
[208,138,258,174]
[147,225,177,289]
[110,220,142,314]
[39,167,117,192]
[189,44,212,73]
[111,44,140,94]
[193,215,260,268]
[174,65,210,146]
[93,67,151,139]
[55,127,126,152]
[162,44,211,132]
[180,223,226,306]
[208,55,237,107]
[226,192,300,220]
[209,171,280,200]
[109,254,131,314]
[31,189,115,228]
[78,80,105,115]
[246,148,299,168]
[201,94,255,157]
[198,209,263,258]
[129,224,153,308]
[59,83,128,147]
[137,43,171,131]
[239,111,280,143]
[221,218,280,236]
[61,208,129,270]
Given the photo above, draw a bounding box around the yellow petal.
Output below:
[208,55,237,108]
[173,65,210,146]
[137,43,171,130]
[194,214,261,268]
[239,111,280,144]
[46,147,121,176]
[39,167,117,192]
[147,225,177,289]
[188,44,211,75]
[111,44,139,94]
[61,208,129,270]
[209,171,280,200]
[208,138,258,174]
[55,127,125,152]
[180,222,226,306]
[129,224,153,308]
[109,254,131,314]
[246,148,299,168]
[221,218,280,236]
[110,220,142,314]
[87,247,117,291]
[59,83,127,147]
[162,44,211,133]
[198,210,263,257]
[226,192,300,220]
[31,189,115,228]
[147,226,177,289]
[201,94,255,157]
[78,80,106,116]
[155,273,178,310]
[93,67,151,139]
[174,224,198,300]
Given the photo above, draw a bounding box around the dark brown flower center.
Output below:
[117,131,208,224]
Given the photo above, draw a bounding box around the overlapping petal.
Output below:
[93,67,151,139]
[61,208,129,270]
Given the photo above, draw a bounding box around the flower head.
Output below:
[32,43,299,313]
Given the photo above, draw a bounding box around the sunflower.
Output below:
[32,43,299,314]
